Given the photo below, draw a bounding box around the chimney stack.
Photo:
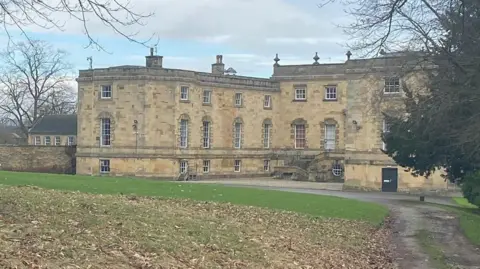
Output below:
[146,47,163,68]
[212,55,225,75]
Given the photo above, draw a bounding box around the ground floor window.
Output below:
[180,160,188,174]
[263,160,270,171]
[203,160,210,173]
[234,160,241,172]
[332,162,343,177]
[100,159,110,173]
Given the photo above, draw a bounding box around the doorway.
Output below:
[381,167,398,192]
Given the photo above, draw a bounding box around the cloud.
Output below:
[14,0,350,52]
[5,0,353,76]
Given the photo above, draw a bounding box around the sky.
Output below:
[0,0,353,79]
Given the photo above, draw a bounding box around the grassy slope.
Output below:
[0,171,388,224]
[450,197,480,245]
[0,186,395,268]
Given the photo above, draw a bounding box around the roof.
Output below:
[29,114,77,135]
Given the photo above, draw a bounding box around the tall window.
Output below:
[180,86,189,100]
[324,124,336,151]
[101,85,112,99]
[294,124,306,149]
[234,122,242,149]
[263,123,271,148]
[180,160,188,174]
[44,136,51,145]
[264,95,271,108]
[180,119,188,148]
[203,160,210,173]
[234,93,243,106]
[295,86,307,100]
[100,159,110,173]
[382,119,391,151]
[34,136,41,145]
[325,86,337,100]
[384,77,400,93]
[202,121,210,148]
[203,89,212,104]
[67,136,75,145]
[100,118,111,146]
[54,136,61,146]
[234,160,241,172]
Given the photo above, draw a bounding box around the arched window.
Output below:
[262,119,272,149]
[97,111,115,147]
[233,117,243,149]
[202,116,213,149]
[292,118,307,149]
[178,114,190,148]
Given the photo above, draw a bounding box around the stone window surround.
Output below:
[324,84,338,101]
[293,84,307,102]
[100,84,113,100]
[291,118,308,149]
[320,118,340,151]
[178,114,190,149]
[263,159,270,171]
[263,95,272,109]
[202,89,212,105]
[97,111,115,147]
[234,159,241,172]
[261,118,272,149]
[202,160,210,173]
[180,85,190,101]
[233,117,244,149]
[179,159,188,174]
[100,159,111,173]
[383,76,402,94]
[201,115,213,149]
[234,92,243,107]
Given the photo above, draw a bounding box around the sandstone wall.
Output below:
[0,145,75,174]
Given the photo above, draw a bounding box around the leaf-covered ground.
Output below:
[0,186,395,268]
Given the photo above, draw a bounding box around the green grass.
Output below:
[0,171,388,224]
[438,204,480,246]
[452,197,478,209]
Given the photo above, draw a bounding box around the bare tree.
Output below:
[0,40,76,137]
[0,0,156,50]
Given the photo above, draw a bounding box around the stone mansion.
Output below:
[75,49,449,192]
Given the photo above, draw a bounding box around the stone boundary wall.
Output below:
[0,145,76,174]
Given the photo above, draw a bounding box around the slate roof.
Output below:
[29,114,77,135]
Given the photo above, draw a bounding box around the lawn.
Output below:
[0,171,388,224]
[0,174,396,268]
[449,197,480,245]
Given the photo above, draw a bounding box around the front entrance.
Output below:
[381,167,398,192]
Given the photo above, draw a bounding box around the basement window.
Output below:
[100,159,110,173]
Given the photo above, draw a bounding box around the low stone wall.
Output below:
[0,145,75,174]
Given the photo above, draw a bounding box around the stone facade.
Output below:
[75,50,449,192]
[0,145,75,173]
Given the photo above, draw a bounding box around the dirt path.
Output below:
[390,202,480,269]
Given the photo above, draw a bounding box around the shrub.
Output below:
[462,171,480,207]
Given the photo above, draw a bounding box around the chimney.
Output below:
[211,55,225,75]
[145,47,163,68]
